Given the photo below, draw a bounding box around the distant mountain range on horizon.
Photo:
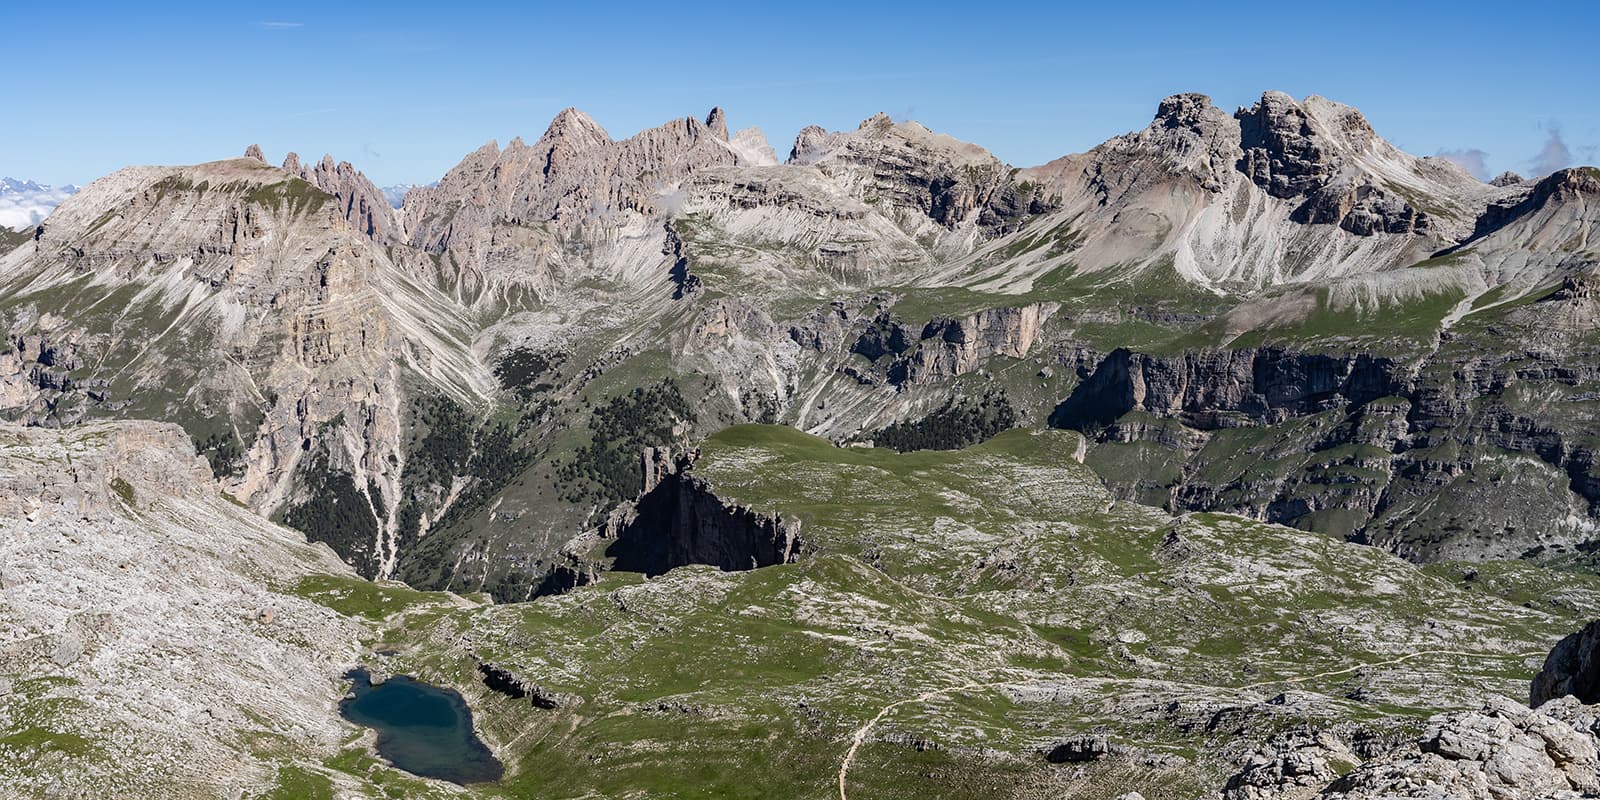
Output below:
[0,177,78,231]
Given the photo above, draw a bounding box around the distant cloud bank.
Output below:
[0,179,77,231]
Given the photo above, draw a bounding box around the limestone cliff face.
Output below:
[0,158,493,580]
[891,303,1058,385]
[603,447,804,576]
[1053,297,1600,561]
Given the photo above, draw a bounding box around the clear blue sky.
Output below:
[6,1,1596,187]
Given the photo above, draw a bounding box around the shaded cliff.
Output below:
[1532,619,1600,707]
[605,447,804,576]
[1050,346,1407,431]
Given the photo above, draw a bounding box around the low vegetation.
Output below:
[871,390,1018,451]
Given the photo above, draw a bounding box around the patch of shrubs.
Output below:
[873,390,1018,452]
[556,379,696,509]
[282,452,381,578]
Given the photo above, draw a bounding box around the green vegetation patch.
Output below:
[108,477,135,505]
[871,390,1018,452]
[555,378,696,508]
[254,766,334,800]
[286,573,444,620]
[282,451,381,578]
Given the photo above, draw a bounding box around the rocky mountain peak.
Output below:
[788,125,833,164]
[1299,93,1378,150]
[727,127,779,166]
[1491,170,1526,187]
[1229,90,1457,236]
[1548,166,1600,197]
[1236,91,1337,200]
[243,143,266,163]
[705,107,729,141]
[541,107,611,149]
[281,151,398,243]
[861,112,894,130]
[1154,92,1223,130]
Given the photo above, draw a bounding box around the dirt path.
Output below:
[837,680,1016,800]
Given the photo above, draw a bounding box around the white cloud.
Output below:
[1530,126,1572,176]
[1435,148,1489,181]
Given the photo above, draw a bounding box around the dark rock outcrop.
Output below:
[1045,736,1117,763]
[850,310,912,361]
[476,660,579,709]
[1533,620,1600,707]
[1468,166,1600,243]
[1490,170,1526,187]
[1235,92,1430,236]
[664,221,701,299]
[851,303,1056,386]
[605,447,804,575]
[1050,346,1407,431]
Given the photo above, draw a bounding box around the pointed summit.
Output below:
[243,144,266,163]
[282,152,302,174]
[705,107,729,141]
[541,108,610,148]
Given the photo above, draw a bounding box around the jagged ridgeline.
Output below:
[2,93,1599,600]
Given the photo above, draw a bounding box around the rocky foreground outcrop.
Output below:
[1226,619,1600,800]
[0,421,367,797]
[1230,695,1600,800]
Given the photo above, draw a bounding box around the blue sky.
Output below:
[6,1,1596,186]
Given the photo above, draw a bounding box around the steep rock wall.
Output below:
[1052,315,1600,562]
[604,447,803,576]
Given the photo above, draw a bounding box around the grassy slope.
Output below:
[277,425,1600,800]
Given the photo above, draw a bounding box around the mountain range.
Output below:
[4,90,1600,799]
